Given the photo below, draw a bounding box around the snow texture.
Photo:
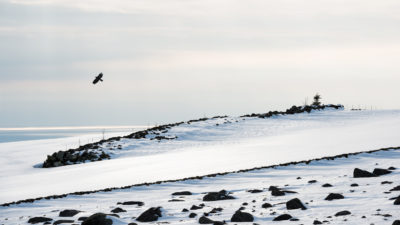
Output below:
[1,109,400,224]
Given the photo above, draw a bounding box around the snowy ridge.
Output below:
[41,104,342,168]
[1,145,399,207]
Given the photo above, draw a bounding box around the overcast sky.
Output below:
[1,0,400,127]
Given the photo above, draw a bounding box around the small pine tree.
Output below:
[312,93,321,106]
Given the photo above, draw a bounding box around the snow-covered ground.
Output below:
[1,109,400,224]
[1,146,400,224]
[1,109,400,203]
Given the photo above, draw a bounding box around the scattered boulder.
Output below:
[78,217,88,221]
[373,168,392,176]
[325,193,344,201]
[388,167,397,170]
[308,180,317,184]
[335,210,351,216]
[286,198,307,210]
[247,189,263,193]
[203,190,235,201]
[117,201,144,206]
[350,183,359,187]
[136,207,162,222]
[230,210,254,222]
[322,183,333,187]
[261,203,272,208]
[172,191,192,196]
[27,217,53,224]
[269,186,285,196]
[394,196,400,205]
[111,207,126,213]
[82,213,112,225]
[271,189,285,196]
[393,220,400,225]
[209,208,223,214]
[59,209,80,217]
[273,214,292,221]
[382,181,393,185]
[353,168,377,178]
[213,221,225,225]
[191,205,203,210]
[199,216,214,224]
[390,186,400,191]
[54,220,74,225]
[189,213,197,218]
[313,220,323,224]
[169,199,184,202]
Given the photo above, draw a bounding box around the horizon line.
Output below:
[0,125,149,131]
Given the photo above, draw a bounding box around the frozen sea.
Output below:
[0,126,147,143]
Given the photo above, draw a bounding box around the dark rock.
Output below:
[117,201,144,206]
[322,183,333,187]
[172,191,192,196]
[269,186,294,196]
[168,199,184,202]
[373,168,392,176]
[28,217,53,224]
[388,167,396,170]
[136,207,162,222]
[353,168,377,178]
[81,213,112,225]
[189,213,197,218]
[213,221,224,225]
[325,193,344,201]
[308,180,317,184]
[54,220,74,225]
[261,203,272,208]
[128,223,138,225]
[247,189,263,193]
[286,198,306,210]
[313,220,322,224]
[273,214,292,221]
[230,210,254,222]
[111,207,126,213]
[394,196,400,205]
[191,205,203,210]
[393,220,400,225]
[78,217,88,221]
[209,208,223,214]
[203,190,235,201]
[199,216,214,224]
[350,183,359,187]
[390,186,400,191]
[335,211,351,216]
[182,208,189,212]
[382,181,393,185]
[271,188,285,196]
[59,209,80,217]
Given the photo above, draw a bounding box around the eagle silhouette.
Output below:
[93,73,103,85]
